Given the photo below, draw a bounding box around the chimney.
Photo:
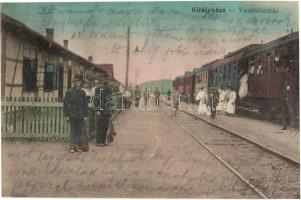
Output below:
[63,40,68,49]
[88,56,93,62]
[46,28,54,40]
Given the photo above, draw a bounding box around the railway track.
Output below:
[161,107,300,199]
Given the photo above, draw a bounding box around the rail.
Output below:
[180,109,300,166]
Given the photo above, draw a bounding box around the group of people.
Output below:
[127,86,161,108]
[63,74,116,153]
[195,85,237,118]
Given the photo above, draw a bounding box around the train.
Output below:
[173,31,299,124]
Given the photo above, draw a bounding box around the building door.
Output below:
[58,65,64,101]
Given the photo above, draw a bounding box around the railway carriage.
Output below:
[183,71,196,96]
[173,75,185,94]
[173,32,298,126]
[212,45,261,94]
[194,60,218,91]
[243,32,299,123]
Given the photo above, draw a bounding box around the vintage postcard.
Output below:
[1,1,299,198]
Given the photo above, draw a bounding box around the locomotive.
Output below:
[173,32,299,124]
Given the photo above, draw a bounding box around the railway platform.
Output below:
[178,102,300,162]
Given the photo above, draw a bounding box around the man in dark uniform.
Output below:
[63,74,88,153]
[208,86,219,119]
[143,88,149,107]
[280,77,295,130]
[94,76,113,146]
[133,86,141,107]
[167,89,171,101]
[154,87,161,106]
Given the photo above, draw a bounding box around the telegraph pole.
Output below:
[135,68,137,86]
[125,26,130,89]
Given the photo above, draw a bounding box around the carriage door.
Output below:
[58,65,64,101]
[266,54,271,74]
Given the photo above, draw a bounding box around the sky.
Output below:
[1,1,299,86]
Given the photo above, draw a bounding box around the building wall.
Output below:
[2,28,96,100]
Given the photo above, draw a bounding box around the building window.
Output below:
[67,69,72,89]
[44,63,58,91]
[23,58,38,91]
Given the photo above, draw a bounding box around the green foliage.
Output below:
[139,79,173,94]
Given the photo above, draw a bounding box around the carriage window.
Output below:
[287,45,294,57]
[228,66,231,80]
[274,50,280,62]
[249,64,255,75]
[257,64,264,75]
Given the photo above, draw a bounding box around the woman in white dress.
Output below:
[217,87,225,114]
[226,88,237,115]
[203,88,211,116]
[195,88,207,115]
[223,87,230,113]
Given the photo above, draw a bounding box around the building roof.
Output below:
[97,64,114,77]
[1,13,106,74]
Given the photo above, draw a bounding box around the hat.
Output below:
[74,74,83,81]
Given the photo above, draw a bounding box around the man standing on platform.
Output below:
[94,76,113,146]
[63,74,88,153]
[143,88,149,107]
[280,77,295,131]
[208,86,219,119]
[133,86,141,108]
[154,87,161,107]
[167,89,171,101]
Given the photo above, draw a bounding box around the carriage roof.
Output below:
[245,32,299,57]
[211,52,244,69]
[211,44,263,70]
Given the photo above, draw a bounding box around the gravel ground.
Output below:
[2,108,259,198]
[172,110,300,198]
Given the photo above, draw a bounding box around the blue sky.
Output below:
[2,2,299,85]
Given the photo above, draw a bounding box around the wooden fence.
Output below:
[2,97,70,141]
[1,94,124,142]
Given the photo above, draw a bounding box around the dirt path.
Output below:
[2,108,259,198]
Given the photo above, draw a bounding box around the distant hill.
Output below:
[139,79,173,93]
